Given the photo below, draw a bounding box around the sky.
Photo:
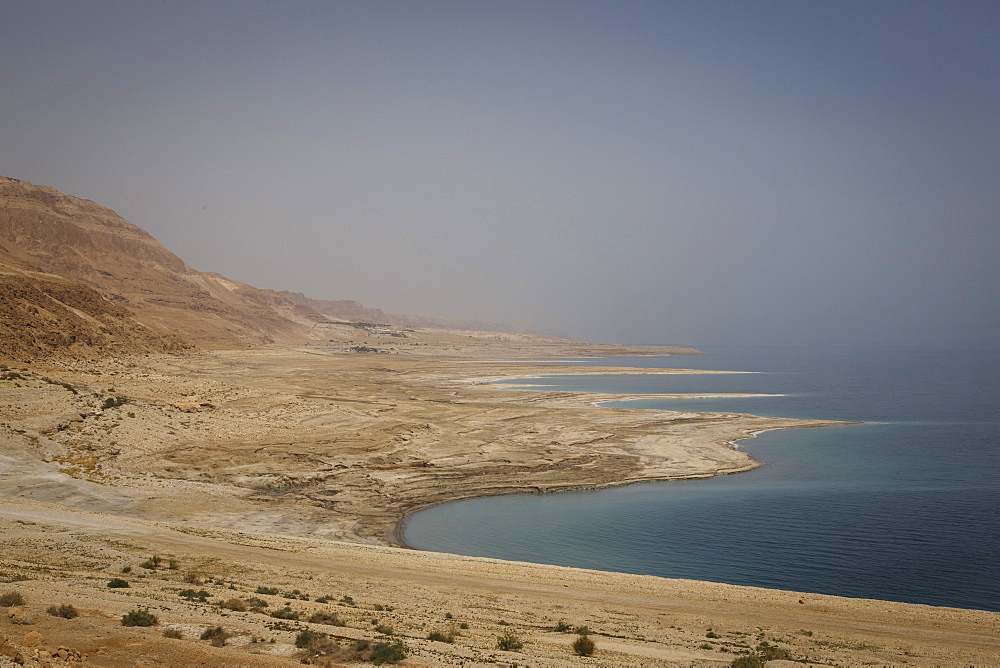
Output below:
[2,0,999,347]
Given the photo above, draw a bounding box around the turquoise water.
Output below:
[403,346,1000,611]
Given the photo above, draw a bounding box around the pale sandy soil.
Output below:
[1,333,998,665]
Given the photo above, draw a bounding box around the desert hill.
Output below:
[0,175,572,360]
[0,175,333,354]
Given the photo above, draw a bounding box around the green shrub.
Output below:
[706,630,721,639]
[0,591,25,607]
[553,619,571,632]
[200,625,229,646]
[121,608,158,627]
[370,640,407,665]
[574,625,590,636]
[497,630,523,652]
[46,604,79,619]
[107,578,130,588]
[573,634,596,656]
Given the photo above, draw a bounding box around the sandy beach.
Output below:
[2,335,998,665]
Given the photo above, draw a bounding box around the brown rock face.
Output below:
[0,175,326,355]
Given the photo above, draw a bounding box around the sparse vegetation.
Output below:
[107,578,130,588]
[162,628,183,639]
[497,629,524,651]
[427,629,455,643]
[179,588,210,602]
[219,598,247,611]
[553,619,572,632]
[574,625,590,635]
[370,640,407,665]
[295,629,326,648]
[121,607,158,627]
[573,633,596,656]
[255,585,278,595]
[140,555,162,569]
[269,606,300,620]
[200,625,230,646]
[101,395,128,409]
[46,604,79,619]
[0,591,25,607]
[374,622,395,635]
[308,609,345,626]
[706,629,721,639]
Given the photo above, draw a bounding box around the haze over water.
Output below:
[404,345,1000,612]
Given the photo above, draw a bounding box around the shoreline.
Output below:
[2,341,998,665]
[393,363,851,550]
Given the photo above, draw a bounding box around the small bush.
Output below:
[121,607,158,627]
[706,630,721,639]
[374,622,394,635]
[219,598,247,612]
[574,625,590,636]
[163,628,183,639]
[255,585,278,595]
[140,555,162,570]
[573,634,596,657]
[46,604,79,619]
[553,619,571,632]
[107,578,130,588]
[370,640,407,665]
[731,655,765,668]
[427,630,454,643]
[0,591,25,607]
[756,641,792,661]
[168,559,180,570]
[269,606,299,620]
[308,610,345,626]
[700,642,715,650]
[183,571,202,584]
[341,595,355,605]
[121,565,132,574]
[200,625,229,646]
[102,395,128,410]
[459,622,469,629]
[178,588,210,602]
[246,597,269,608]
[295,629,326,648]
[497,630,523,652]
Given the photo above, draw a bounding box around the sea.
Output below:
[402,345,1000,612]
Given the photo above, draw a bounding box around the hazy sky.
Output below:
[3,1,998,346]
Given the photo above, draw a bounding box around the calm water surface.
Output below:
[403,346,1000,611]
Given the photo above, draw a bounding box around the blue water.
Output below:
[403,346,1000,612]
